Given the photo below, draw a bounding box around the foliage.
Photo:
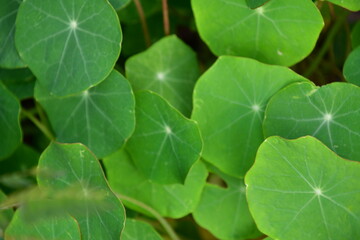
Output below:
[0,0,359,239]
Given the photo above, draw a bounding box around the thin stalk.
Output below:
[133,0,151,47]
[304,14,347,78]
[21,109,55,140]
[117,194,180,240]
[162,0,170,35]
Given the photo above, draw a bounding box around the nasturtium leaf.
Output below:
[0,0,25,68]
[37,142,125,240]
[119,0,162,24]
[245,136,360,240]
[5,207,81,240]
[191,56,308,177]
[246,0,270,9]
[104,149,208,218]
[126,35,199,116]
[325,0,360,11]
[0,68,35,100]
[0,82,22,160]
[192,0,323,66]
[193,165,261,240]
[109,0,131,10]
[0,190,13,236]
[352,22,360,49]
[35,70,135,158]
[343,47,360,86]
[122,219,162,240]
[264,82,360,162]
[127,91,202,184]
[15,0,122,96]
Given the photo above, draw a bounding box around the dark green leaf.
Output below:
[343,47,360,86]
[0,68,35,100]
[246,0,270,9]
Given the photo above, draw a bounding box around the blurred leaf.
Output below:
[0,190,13,238]
[343,46,360,86]
[0,68,35,100]
[325,0,360,11]
[351,22,360,49]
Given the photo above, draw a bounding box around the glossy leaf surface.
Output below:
[35,70,135,158]
[15,0,122,96]
[192,56,307,177]
[264,82,360,162]
[192,0,323,66]
[245,136,360,240]
[127,91,202,184]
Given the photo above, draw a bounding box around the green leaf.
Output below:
[245,136,360,239]
[191,56,308,177]
[5,207,81,240]
[35,70,135,158]
[0,190,13,236]
[119,0,161,24]
[343,47,360,86]
[0,82,21,160]
[263,82,360,162]
[109,0,131,10]
[104,149,208,218]
[121,219,162,240]
[15,0,122,96]
[246,0,270,9]
[125,35,200,116]
[325,0,360,11]
[193,165,261,240]
[127,91,202,184]
[37,142,125,240]
[0,0,25,68]
[192,0,323,66]
[351,22,360,49]
[0,68,35,100]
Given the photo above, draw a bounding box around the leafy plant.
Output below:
[0,0,359,239]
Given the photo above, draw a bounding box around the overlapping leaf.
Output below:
[343,47,360,86]
[325,0,360,11]
[0,82,22,160]
[264,82,360,162]
[126,35,199,116]
[109,0,131,10]
[246,0,270,9]
[35,70,135,158]
[192,56,308,177]
[192,0,323,66]
[0,68,35,100]
[245,136,360,239]
[122,219,162,240]
[37,142,125,240]
[15,0,122,96]
[127,91,202,184]
[104,149,208,218]
[193,165,261,240]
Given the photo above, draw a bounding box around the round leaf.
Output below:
[127,91,202,184]
[0,0,24,68]
[245,136,360,239]
[264,82,360,162]
[126,35,200,116]
[104,149,208,218]
[343,46,360,86]
[122,219,162,240]
[191,56,308,177]
[37,142,125,240]
[192,0,323,66]
[35,70,135,158]
[0,82,22,160]
[15,0,122,96]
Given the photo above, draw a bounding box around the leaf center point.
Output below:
[323,113,332,122]
[70,20,78,30]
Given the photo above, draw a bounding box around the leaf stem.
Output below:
[21,108,55,141]
[117,194,180,240]
[304,14,347,78]
[162,0,170,35]
[133,0,151,47]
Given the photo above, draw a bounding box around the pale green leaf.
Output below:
[121,219,162,240]
[325,0,360,11]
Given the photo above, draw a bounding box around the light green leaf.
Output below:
[104,149,208,218]
[0,68,35,100]
[351,22,360,49]
[121,219,162,240]
[0,0,25,68]
[109,0,131,10]
[5,207,81,240]
[35,70,135,158]
[0,190,13,237]
[325,0,360,11]
[246,0,270,9]
[343,47,360,86]
[127,91,202,184]
[15,0,122,96]
[193,164,261,240]
[191,56,308,177]
[263,82,360,162]
[0,82,21,160]
[245,136,360,240]
[126,35,199,116]
[192,0,323,66]
[37,142,125,240]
